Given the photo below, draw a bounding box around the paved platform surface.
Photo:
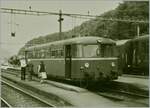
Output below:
[115,75,149,91]
[1,72,125,107]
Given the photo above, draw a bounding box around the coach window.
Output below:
[39,51,42,58]
[35,50,38,58]
[39,50,42,58]
[33,49,36,58]
[41,51,45,58]
[60,50,64,57]
[57,50,63,57]
[44,49,46,58]
[55,50,58,57]
[33,50,36,58]
[48,48,51,58]
[30,51,33,58]
[52,51,55,57]
[45,48,49,58]
[27,51,31,59]
[38,50,41,58]
[36,51,39,58]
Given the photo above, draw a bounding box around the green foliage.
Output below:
[8,55,20,66]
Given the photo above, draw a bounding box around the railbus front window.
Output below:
[82,44,115,58]
[100,44,115,57]
[71,44,99,58]
[70,44,115,58]
[82,45,99,57]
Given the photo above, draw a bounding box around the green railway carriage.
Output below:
[26,36,118,82]
[122,35,149,75]
[115,40,130,75]
[116,35,149,75]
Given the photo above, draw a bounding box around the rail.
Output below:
[3,67,149,99]
[1,79,56,107]
[110,89,149,98]
[97,89,149,101]
[1,97,12,108]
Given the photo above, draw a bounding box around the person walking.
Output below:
[38,61,47,83]
[20,57,27,80]
[26,61,34,81]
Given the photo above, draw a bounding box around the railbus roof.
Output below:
[26,36,116,51]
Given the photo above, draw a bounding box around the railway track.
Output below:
[1,97,12,107]
[1,79,56,107]
[3,68,20,76]
[97,89,149,101]
[110,89,149,98]
[97,90,149,107]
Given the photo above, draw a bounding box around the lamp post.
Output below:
[24,50,28,64]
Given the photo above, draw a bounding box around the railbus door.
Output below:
[65,45,71,79]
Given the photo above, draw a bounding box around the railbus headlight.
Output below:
[84,62,89,68]
[111,62,115,67]
[80,66,84,71]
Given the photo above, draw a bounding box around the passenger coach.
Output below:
[117,35,149,75]
[26,36,118,82]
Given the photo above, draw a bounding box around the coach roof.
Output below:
[126,35,149,44]
[26,36,116,50]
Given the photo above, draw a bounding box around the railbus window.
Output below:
[100,44,115,57]
[53,50,56,57]
[27,51,33,59]
[71,45,83,58]
[46,47,51,58]
[60,50,64,57]
[57,50,63,58]
[71,45,77,57]
[34,50,38,58]
[70,44,115,58]
[82,45,99,57]
[32,49,36,58]
[55,50,58,57]
[45,48,49,58]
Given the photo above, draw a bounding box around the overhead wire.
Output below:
[0,8,149,24]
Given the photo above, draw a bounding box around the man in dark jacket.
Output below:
[26,62,34,81]
[38,61,47,83]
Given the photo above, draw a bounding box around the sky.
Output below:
[0,0,123,56]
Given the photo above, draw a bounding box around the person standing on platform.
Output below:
[26,60,34,81]
[38,61,47,83]
[20,57,27,80]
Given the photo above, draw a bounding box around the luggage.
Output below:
[41,72,47,79]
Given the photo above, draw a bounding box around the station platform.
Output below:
[1,72,125,107]
[115,74,149,91]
